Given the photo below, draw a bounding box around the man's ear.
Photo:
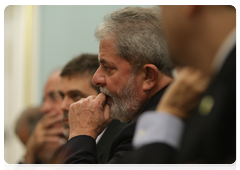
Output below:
[142,64,159,91]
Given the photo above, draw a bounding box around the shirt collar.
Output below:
[212,28,236,75]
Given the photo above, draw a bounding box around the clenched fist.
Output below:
[68,93,113,140]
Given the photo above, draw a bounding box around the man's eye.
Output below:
[59,93,64,99]
[103,65,108,69]
[50,92,60,101]
[70,94,82,101]
[103,65,112,71]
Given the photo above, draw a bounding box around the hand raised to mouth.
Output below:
[68,93,113,140]
[156,67,210,120]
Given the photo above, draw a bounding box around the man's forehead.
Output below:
[44,84,58,95]
[45,76,61,93]
[98,38,132,68]
[99,38,116,56]
[61,74,92,82]
[98,49,125,66]
[61,75,92,89]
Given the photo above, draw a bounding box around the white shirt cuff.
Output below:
[133,111,184,150]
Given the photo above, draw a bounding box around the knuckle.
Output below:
[95,99,102,106]
[70,102,79,110]
[88,95,97,99]
[178,77,188,86]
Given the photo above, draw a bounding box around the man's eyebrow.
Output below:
[99,59,107,64]
[99,59,116,67]
[49,91,55,95]
[49,91,57,97]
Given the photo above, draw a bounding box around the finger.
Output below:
[41,111,59,120]
[95,93,107,107]
[45,127,64,136]
[185,68,210,87]
[42,114,63,128]
[86,95,97,100]
[42,136,63,143]
[177,66,195,76]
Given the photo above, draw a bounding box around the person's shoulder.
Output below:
[109,119,127,128]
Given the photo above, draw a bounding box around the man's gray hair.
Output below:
[95,6,173,76]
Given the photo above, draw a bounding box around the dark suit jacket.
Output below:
[97,119,127,163]
[119,43,238,170]
[178,45,238,170]
[58,85,169,164]
[44,119,126,168]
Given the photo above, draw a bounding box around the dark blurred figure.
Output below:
[15,107,42,146]
[130,5,235,164]
[23,69,66,164]
[162,5,238,169]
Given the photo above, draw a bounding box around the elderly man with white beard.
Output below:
[58,6,174,164]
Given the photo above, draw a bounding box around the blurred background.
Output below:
[4,5,147,164]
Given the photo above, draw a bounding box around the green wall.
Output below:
[38,5,147,103]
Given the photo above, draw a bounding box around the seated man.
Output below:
[56,54,126,164]
[59,6,174,164]
[23,69,65,164]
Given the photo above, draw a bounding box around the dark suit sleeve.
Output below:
[107,138,133,163]
[58,135,98,164]
[57,128,177,164]
[57,135,132,170]
[115,142,177,164]
[58,134,132,164]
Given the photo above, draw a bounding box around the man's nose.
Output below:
[61,97,70,112]
[92,67,106,87]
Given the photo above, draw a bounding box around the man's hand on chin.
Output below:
[68,93,113,140]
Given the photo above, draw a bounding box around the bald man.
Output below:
[23,69,66,164]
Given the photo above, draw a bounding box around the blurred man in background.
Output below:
[23,69,65,163]
[15,107,42,146]
[130,5,235,163]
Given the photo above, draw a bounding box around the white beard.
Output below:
[100,75,142,122]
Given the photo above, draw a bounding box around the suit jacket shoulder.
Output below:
[178,46,236,163]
